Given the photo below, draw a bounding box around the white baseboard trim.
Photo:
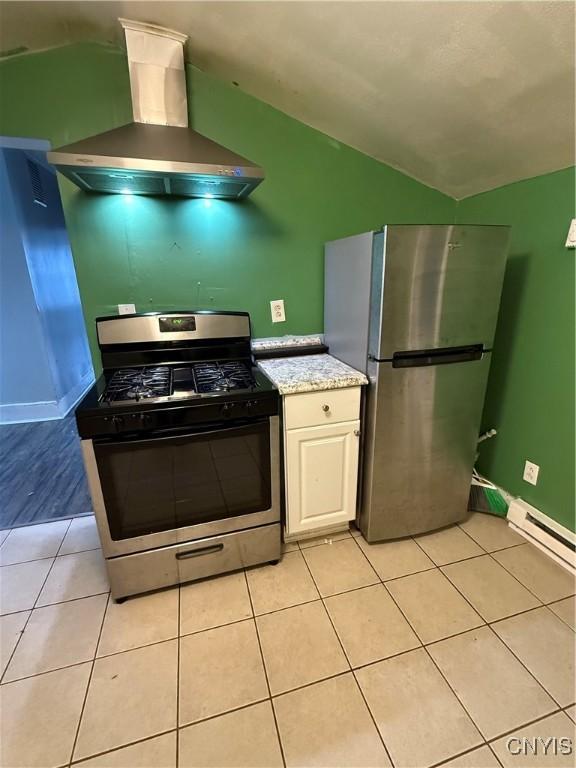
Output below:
[0,400,61,423]
[0,371,94,424]
[507,498,575,574]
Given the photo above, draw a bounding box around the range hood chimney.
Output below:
[47,19,264,200]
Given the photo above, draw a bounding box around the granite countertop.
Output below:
[258,354,368,395]
[251,334,323,352]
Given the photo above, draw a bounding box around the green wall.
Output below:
[0,42,454,367]
[456,168,575,532]
[1,42,573,531]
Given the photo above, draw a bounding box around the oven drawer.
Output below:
[106,523,281,599]
[284,387,361,430]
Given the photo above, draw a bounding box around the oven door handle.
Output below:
[175,543,224,560]
[103,419,267,446]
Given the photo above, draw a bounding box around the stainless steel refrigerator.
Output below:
[324,225,510,541]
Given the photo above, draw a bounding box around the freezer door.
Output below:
[324,231,375,373]
[369,225,510,360]
[360,352,491,541]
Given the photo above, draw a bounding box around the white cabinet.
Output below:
[283,387,362,538]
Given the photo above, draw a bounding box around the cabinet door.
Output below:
[285,420,360,535]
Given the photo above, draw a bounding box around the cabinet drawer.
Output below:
[284,387,361,430]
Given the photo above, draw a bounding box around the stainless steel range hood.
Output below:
[47,19,264,200]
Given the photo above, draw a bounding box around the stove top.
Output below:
[101,361,258,403]
[75,311,279,439]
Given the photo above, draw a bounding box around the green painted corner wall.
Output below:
[1,42,573,532]
[456,167,576,532]
[0,41,455,370]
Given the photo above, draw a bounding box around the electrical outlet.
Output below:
[270,299,286,323]
[118,303,136,315]
[523,460,540,486]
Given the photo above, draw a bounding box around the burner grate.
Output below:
[193,361,255,393]
[103,366,172,402]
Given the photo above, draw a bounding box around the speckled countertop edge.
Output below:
[258,354,368,394]
[251,334,323,351]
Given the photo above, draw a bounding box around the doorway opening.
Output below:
[0,136,94,528]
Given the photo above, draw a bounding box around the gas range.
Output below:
[75,311,281,601]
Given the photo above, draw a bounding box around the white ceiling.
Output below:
[1,1,574,198]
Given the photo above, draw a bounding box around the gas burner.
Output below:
[125,386,156,399]
[103,366,172,402]
[193,361,255,393]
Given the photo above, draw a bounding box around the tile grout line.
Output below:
[456,521,528,556]
[487,742,506,768]
[544,599,576,631]
[0,546,101,569]
[68,728,177,767]
[3,526,572,760]
[0,588,117,619]
[243,569,287,768]
[485,706,568,745]
[372,543,574,751]
[68,589,111,766]
[0,513,92,534]
[178,694,571,767]
[430,742,505,768]
[487,546,574,605]
[2,644,107,686]
[408,537,495,630]
[0,518,73,685]
[457,521,575,605]
[351,531,487,632]
[2,554,570,689]
[351,531,493,759]
[177,694,271,733]
[483,623,571,711]
[379,566,571,751]
[271,669,354,701]
[489,601,576,634]
[298,542,397,768]
[411,530,549,624]
[348,531,434,579]
[4,588,571,702]
[436,565,552,628]
[3,532,572,767]
[1,553,567,621]
[427,537,576,706]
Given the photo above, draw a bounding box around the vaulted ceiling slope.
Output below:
[0,1,574,198]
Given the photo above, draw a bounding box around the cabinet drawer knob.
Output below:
[354,429,361,436]
[322,404,330,412]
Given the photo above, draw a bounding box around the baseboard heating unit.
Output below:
[507,498,575,573]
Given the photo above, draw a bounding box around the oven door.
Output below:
[82,416,280,557]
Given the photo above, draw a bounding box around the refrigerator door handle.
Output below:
[392,344,484,369]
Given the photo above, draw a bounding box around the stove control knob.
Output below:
[111,415,124,432]
[221,403,236,417]
[139,413,152,427]
[246,400,257,412]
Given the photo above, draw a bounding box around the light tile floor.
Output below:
[0,513,574,768]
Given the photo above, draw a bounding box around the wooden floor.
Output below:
[0,415,92,529]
